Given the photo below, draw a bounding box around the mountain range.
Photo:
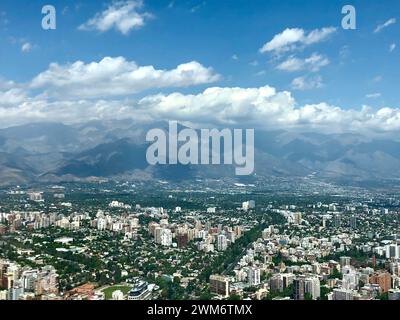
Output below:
[0,120,400,187]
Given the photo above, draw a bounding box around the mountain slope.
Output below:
[0,121,400,186]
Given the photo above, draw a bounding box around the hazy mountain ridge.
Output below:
[0,121,400,186]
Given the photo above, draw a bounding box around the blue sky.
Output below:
[0,0,399,132]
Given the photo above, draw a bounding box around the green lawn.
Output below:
[102,285,132,300]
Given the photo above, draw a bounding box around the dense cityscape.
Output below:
[0,1,399,316]
[1,179,399,301]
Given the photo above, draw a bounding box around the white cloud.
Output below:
[254,70,266,76]
[260,28,303,54]
[114,86,297,127]
[30,57,220,99]
[366,93,381,99]
[291,75,323,90]
[2,62,400,134]
[0,88,28,107]
[276,57,304,72]
[132,87,400,134]
[374,18,396,33]
[0,79,17,90]
[389,43,396,52]
[259,27,336,54]
[21,42,32,53]
[277,53,329,72]
[0,84,400,133]
[190,1,206,13]
[232,54,239,61]
[249,60,259,67]
[79,0,152,35]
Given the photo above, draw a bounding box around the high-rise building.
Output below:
[333,288,354,300]
[209,275,230,297]
[390,262,400,276]
[226,231,236,244]
[217,234,227,251]
[386,244,400,259]
[282,273,295,289]
[350,215,357,229]
[160,229,172,247]
[21,270,38,292]
[342,266,359,290]
[35,266,59,295]
[369,272,392,293]
[154,227,162,244]
[148,222,160,236]
[340,256,351,267]
[97,218,107,231]
[10,283,24,300]
[242,200,255,211]
[321,216,327,228]
[293,212,302,225]
[28,192,43,202]
[293,278,305,300]
[234,226,242,237]
[304,277,320,300]
[334,214,341,228]
[269,274,283,293]
[177,233,188,249]
[248,267,261,286]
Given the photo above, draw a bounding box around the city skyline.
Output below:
[1,0,400,307]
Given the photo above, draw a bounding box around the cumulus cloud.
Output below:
[79,0,152,35]
[137,86,296,126]
[291,75,323,90]
[0,88,27,107]
[21,42,32,53]
[259,27,336,54]
[138,89,400,133]
[374,18,396,33]
[389,43,396,52]
[277,53,329,72]
[1,62,400,135]
[0,78,17,90]
[1,85,400,134]
[0,98,148,128]
[30,57,220,99]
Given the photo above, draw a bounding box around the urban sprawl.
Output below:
[0,180,399,301]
